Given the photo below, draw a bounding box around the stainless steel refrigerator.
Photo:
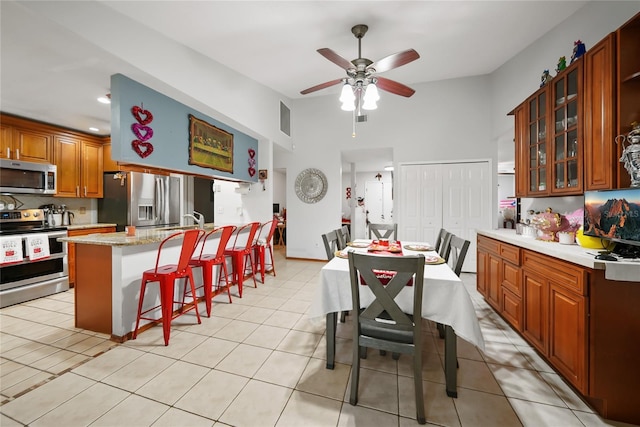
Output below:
[98,172,181,231]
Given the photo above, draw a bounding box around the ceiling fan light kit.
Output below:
[301,23,419,123]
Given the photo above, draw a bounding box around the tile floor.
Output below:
[0,248,636,427]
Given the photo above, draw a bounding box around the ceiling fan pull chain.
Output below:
[352,109,356,138]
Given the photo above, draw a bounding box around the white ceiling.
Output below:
[1,1,587,172]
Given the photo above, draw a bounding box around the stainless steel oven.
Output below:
[0,209,68,308]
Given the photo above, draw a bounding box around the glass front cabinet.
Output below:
[513,60,583,197]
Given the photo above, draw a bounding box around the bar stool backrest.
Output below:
[259,218,279,246]
[196,225,237,260]
[177,229,206,272]
[154,229,205,274]
[229,222,261,251]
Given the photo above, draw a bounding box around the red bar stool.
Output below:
[220,222,260,298]
[253,218,278,283]
[189,225,236,316]
[133,229,205,346]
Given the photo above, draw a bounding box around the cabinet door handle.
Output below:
[15,149,19,159]
[76,186,80,197]
[84,186,87,197]
[6,147,10,158]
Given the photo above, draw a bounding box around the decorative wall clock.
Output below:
[295,168,327,204]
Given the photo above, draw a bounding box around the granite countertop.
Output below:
[59,223,218,247]
[66,223,118,231]
[477,229,640,274]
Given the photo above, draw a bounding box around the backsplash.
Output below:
[0,194,98,225]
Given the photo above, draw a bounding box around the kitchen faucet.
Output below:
[183,211,204,229]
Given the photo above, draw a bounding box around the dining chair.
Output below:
[437,230,453,262]
[447,235,470,276]
[222,222,260,298]
[335,225,351,250]
[368,223,398,240]
[253,218,278,282]
[133,229,205,346]
[323,229,350,322]
[188,225,236,316]
[434,228,449,253]
[437,234,470,340]
[347,251,427,424]
[322,230,341,260]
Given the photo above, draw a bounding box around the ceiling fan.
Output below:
[300,24,420,100]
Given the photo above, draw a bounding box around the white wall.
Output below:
[273,170,286,214]
[283,75,492,259]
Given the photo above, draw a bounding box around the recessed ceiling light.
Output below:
[97,95,111,104]
[89,127,99,132]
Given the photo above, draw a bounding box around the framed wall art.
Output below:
[188,114,234,173]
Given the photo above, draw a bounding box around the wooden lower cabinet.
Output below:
[477,234,640,424]
[521,270,548,353]
[500,287,522,331]
[486,254,501,309]
[67,226,116,286]
[478,235,587,393]
[549,283,586,392]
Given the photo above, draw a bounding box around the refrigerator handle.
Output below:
[154,177,160,221]
[159,178,165,222]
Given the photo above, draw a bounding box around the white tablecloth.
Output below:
[309,240,485,351]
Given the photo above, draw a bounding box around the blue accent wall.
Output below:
[110,74,258,182]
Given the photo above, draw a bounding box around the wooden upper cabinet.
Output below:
[0,122,12,160]
[81,139,103,198]
[512,86,552,197]
[616,12,640,188]
[584,33,617,190]
[54,134,103,198]
[102,141,120,172]
[513,104,529,197]
[550,61,583,195]
[0,115,53,163]
[55,135,81,197]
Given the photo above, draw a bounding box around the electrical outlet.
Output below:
[79,207,86,214]
[217,207,224,214]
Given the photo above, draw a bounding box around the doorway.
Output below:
[193,176,215,223]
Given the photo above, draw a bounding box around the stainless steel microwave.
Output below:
[0,159,57,195]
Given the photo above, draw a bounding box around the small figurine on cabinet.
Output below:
[540,69,553,87]
[556,56,567,73]
[570,40,586,63]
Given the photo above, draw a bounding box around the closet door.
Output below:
[399,161,492,273]
[442,162,492,272]
[399,164,442,242]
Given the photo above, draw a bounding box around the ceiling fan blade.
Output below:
[300,78,343,95]
[317,48,354,70]
[376,77,416,97]
[369,49,420,73]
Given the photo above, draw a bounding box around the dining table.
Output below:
[308,239,485,398]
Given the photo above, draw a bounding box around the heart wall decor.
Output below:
[247,148,257,177]
[131,123,153,141]
[131,106,154,125]
[132,140,154,158]
[130,104,155,158]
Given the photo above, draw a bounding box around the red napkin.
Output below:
[360,269,414,287]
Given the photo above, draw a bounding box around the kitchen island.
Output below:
[59,225,221,340]
[476,229,640,425]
